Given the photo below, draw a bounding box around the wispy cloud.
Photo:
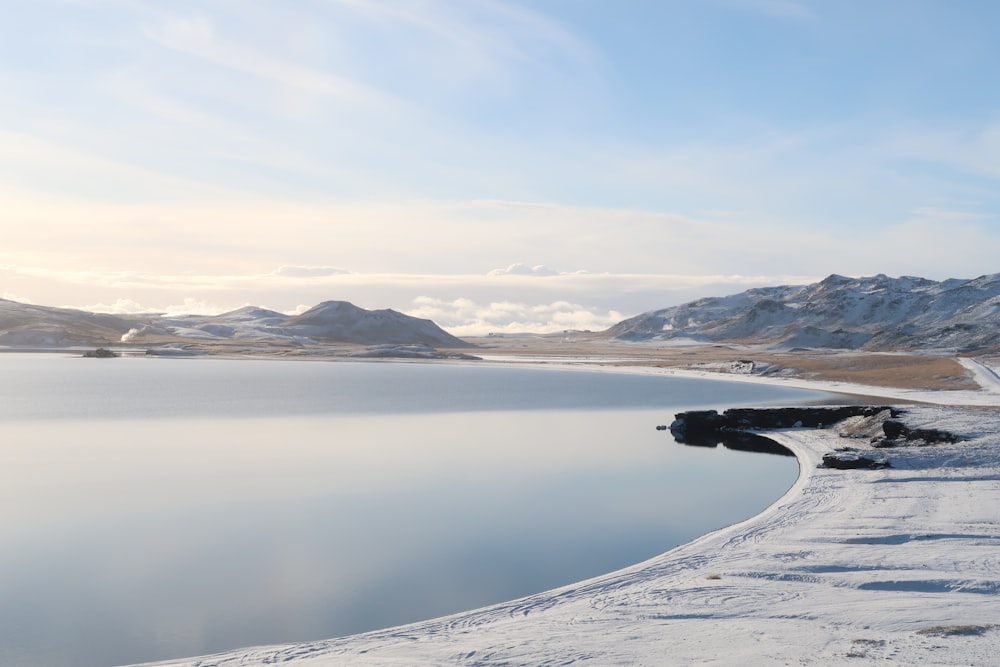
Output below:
[878,208,999,267]
[5,184,998,287]
[143,14,396,111]
[6,0,1000,332]
[885,124,1000,183]
[0,131,216,201]
[272,266,352,278]
[0,128,291,214]
[328,0,599,82]
[487,263,560,277]
[907,206,993,223]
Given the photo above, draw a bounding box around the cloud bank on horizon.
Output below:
[2,0,1000,334]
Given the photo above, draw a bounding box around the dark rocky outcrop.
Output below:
[822,448,891,470]
[669,406,907,466]
[670,406,902,443]
[83,347,118,358]
[873,419,963,448]
[669,405,963,470]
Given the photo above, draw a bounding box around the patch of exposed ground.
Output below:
[458,335,979,392]
[916,625,996,637]
[100,332,982,392]
[763,350,977,390]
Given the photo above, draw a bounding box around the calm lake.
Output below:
[0,354,841,667]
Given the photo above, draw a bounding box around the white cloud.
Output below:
[273,265,351,278]
[161,298,247,317]
[487,263,560,277]
[76,298,150,314]
[408,296,627,336]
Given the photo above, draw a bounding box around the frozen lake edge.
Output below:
[130,360,1000,667]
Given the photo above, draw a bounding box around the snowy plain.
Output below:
[131,357,1000,667]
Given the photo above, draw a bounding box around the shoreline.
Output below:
[131,355,1000,666]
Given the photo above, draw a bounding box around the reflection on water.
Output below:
[676,430,795,456]
[0,356,830,667]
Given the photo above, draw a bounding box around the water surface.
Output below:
[0,355,838,666]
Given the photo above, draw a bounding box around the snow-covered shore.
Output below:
[132,362,1000,667]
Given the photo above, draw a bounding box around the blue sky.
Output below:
[2,0,999,333]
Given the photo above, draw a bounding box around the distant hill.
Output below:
[0,299,140,346]
[284,301,468,347]
[0,299,471,349]
[605,273,1000,352]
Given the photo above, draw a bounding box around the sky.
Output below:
[3,0,1000,335]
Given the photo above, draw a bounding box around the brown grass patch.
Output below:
[764,351,977,391]
[461,336,978,392]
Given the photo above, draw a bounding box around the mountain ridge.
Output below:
[605,273,1000,352]
[0,299,471,349]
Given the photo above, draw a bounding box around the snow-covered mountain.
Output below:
[284,301,468,347]
[606,273,1000,352]
[0,299,140,346]
[0,299,470,349]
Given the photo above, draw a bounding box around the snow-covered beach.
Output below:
[130,358,1000,667]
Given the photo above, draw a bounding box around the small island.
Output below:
[82,347,118,358]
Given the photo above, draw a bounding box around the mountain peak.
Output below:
[284,300,470,347]
[606,273,1000,352]
[819,273,851,286]
[0,299,470,349]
